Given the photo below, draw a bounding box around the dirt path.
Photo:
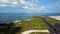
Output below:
[21,30,49,34]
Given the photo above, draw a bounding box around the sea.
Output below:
[0,13,60,23]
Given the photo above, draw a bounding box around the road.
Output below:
[40,17,60,34]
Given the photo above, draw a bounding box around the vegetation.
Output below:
[0,23,21,34]
[15,16,58,34]
[0,16,59,34]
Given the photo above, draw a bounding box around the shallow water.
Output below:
[0,13,33,23]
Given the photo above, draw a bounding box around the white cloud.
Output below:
[0,4,8,7]
[0,0,38,6]
[0,0,46,11]
[12,2,18,5]
[0,0,8,2]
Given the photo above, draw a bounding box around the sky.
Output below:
[0,0,60,13]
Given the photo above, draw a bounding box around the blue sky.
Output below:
[0,0,60,13]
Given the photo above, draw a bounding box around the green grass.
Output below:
[14,16,59,34]
[40,16,58,25]
[21,17,48,30]
[0,16,58,34]
[14,16,49,34]
[45,17,58,25]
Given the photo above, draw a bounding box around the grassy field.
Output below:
[0,16,59,34]
[13,16,58,34]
